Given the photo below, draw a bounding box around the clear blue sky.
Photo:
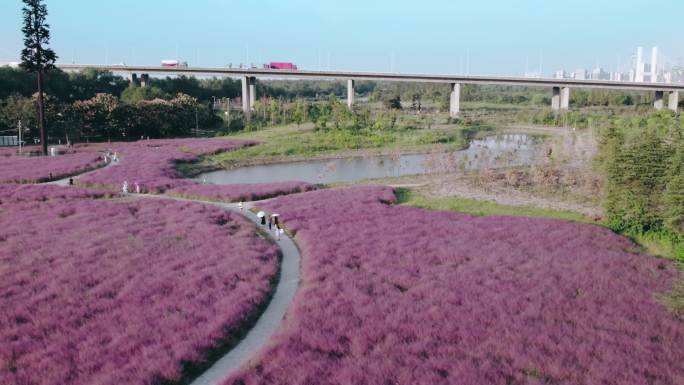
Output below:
[1,0,682,75]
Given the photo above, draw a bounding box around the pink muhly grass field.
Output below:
[0,152,104,183]
[0,146,45,157]
[0,184,109,202]
[167,181,316,203]
[0,197,279,385]
[225,186,684,385]
[77,138,255,192]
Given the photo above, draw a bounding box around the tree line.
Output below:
[2,65,663,108]
[0,90,218,144]
[598,110,684,260]
[1,64,675,145]
[223,95,401,133]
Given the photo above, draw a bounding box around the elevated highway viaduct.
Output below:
[55,64,684,117]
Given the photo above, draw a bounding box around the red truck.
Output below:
[263,62,298,70]
[161,60,188,68]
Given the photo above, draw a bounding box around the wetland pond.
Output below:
[197,134,545,185]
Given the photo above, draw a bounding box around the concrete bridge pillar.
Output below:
[552,87,570,110]
[668,91,679,112]
[241,76,251,117]
[140,74,149,88]
[654,90,665,110]
[347,79,355,109]
[449,83,461,117]
[551,87,561,110]
[128,73,138,86]
[249,76,256,110]
[561,87,570,110]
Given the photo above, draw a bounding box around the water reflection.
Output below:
[198,134,545,185]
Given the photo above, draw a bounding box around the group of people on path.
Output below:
[60,151,118,187]
[260,211,284,241]
[106,151,282,241]
[122,181,141,194]
[99,151,142,194]
[103,151,119,164]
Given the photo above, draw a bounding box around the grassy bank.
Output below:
[209,123,495,167]
[395,188,590,223]
[196,104,650,170]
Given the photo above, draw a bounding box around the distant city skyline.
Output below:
[0,0,682,76]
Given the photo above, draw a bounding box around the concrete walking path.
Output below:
[143,195,301,385]
[45,161,301,385]
[48,159,117,186]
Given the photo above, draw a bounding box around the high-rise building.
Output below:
[591,67,610,80]
[635,47,645,82]
[634,46,659,83]
[610,72,625,81]
[649,46,658,82]
[573,69,588,80]
[530,46,681,84]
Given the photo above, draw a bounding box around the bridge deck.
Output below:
[54,64,684,92]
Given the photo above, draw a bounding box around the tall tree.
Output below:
[20,0,57,155]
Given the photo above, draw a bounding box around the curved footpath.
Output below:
[48,159,117,186]
[46,160,302,384]
[142,195,301,385]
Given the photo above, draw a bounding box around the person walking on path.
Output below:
[239,201,244,212]
[275,224,281,241]
[68,177,74,186]
[135,182,140,194]
[268,215,273,230]
[122,181,129,194]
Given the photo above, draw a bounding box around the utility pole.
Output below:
[466,48,470,75]
[195,106,199,137]
[391,49,396,73]
[18,119,22,154]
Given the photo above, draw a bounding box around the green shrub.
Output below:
[600,111,684,260]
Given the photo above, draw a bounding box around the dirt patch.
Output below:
[423,171,603,218]
[352,127,604,218]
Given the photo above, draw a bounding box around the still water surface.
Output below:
[198,134,543,185]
